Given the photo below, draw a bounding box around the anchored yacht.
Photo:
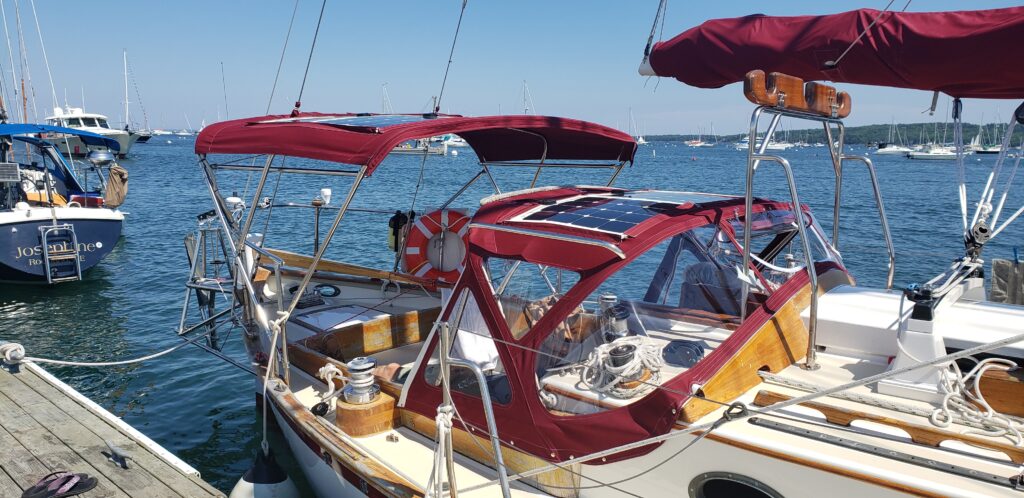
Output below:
[44,106,140,157]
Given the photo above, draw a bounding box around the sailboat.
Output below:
[628,108,648,144]
[635,5,1024,496]
[874,119,913,155]
[182,112,638,497]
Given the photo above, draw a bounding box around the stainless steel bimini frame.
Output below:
[191,145,629,389]
[742,105,895,371]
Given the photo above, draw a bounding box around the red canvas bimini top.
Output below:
[195,113,637,176]
[647,7,1024,99]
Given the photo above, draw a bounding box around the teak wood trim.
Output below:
[744,70,852,118]
[298,307,440,362]
[265,247,447,289]
[287,343,405,400]
[400,410,581,498]
[678,285,811,423]
[272,387,422,498]
[752,389,1024,465]
[977,367,1024,418]
[677,269,852,424]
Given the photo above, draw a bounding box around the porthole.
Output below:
[689,472,783,498]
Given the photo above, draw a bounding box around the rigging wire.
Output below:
[824,0,911,69]
[433,0,469,114]
[26,0,55,111]
[220,61,228,120]
[641,0,667,62]
[13,0,36,122]
[266,0,300,115]
[0,1,17,121]
[292,0,327,115]
[126,57,149,129]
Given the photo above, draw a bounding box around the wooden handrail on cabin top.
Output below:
[753,390,1024,465]
[264,247,449,290]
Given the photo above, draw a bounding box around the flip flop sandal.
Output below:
[21,471,98,498]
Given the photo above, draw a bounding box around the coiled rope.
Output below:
[579,336,664,399]
[933,358,1023,445]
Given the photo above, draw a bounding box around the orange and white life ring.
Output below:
[403,208,471,284]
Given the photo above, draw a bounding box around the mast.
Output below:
[123,49,129,129]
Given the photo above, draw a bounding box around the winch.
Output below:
[342,357,380,405]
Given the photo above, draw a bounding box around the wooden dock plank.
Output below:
[0,390,129,498]
[14,366,223,497]
[0,365,223,497]
[0,425,50,491]
[0,466,22,498]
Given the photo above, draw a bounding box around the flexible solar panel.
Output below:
[263,114,440,128]
[519,196,674,235]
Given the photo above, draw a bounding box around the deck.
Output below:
[0,361,224,498]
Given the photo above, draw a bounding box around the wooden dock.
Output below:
[0,360,224,498]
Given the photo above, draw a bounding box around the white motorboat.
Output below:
[874,143,914,155]
[907,144,963,160]
[44,107,140,157]
[0,123,126,283]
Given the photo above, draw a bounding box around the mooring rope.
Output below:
[1,331,215,368]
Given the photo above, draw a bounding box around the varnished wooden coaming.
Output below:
[678,268,852,423]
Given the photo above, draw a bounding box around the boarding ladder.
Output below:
[38,224,83,284]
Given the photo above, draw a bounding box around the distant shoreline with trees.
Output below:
[650,122,1024,146]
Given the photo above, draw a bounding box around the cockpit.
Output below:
[438,189,841,416]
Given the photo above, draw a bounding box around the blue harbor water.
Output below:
[1,136,1021,492]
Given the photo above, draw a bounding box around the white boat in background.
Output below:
[875,143,914,155]
[44,107,140,157]
[907,144,962,160]
[875,119,913,155]
[391,138,447,155]
[434,133,468,147]
[734,135,791,150]
[628,108,648,144]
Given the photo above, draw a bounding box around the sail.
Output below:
[644,7,1024,99]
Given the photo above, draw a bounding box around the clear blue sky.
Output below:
[5,0,1020,134]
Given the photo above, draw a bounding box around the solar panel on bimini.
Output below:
[260,114,442,128]
[518,196,675,235]
[317,115,432,128]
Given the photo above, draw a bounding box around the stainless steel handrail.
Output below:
[840,155,896,289]
[746,153,820,370]
[446,357,513,498]
[439,310,511,498]
[470,222,627,260]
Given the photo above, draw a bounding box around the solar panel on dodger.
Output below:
[521,196,673,235]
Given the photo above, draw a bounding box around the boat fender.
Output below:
[387,210,411,251]
[402,208,470,283]
[228,448,299,498]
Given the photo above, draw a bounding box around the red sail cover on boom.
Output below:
[647,7,1024,99]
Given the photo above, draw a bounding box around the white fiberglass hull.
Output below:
[46,130,139,157]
